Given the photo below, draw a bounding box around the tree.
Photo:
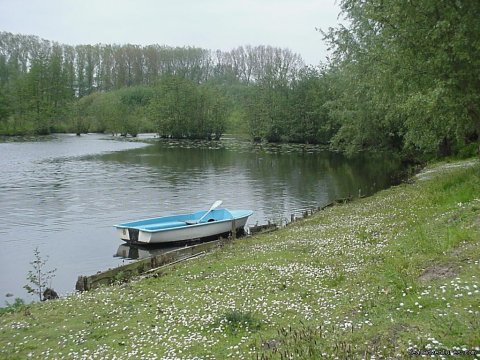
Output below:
[199,84,229,140]
[148,75,228,139]
[118,86,154,136]
[323,0,480,156]
[289,67,335,144]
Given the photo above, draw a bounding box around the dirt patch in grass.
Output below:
[369,323,417,351]
[418,263,459,283]
[418,240,480,283]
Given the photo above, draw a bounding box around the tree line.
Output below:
[0,32,306,139]
[1,0,479,160]
[324,0,480,158]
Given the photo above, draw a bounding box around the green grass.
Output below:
[1,159,479,359]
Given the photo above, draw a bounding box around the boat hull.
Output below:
[114,209,252,244]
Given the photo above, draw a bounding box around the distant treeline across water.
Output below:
[1,0,479,161]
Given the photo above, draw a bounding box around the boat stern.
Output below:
[115,226,154,244]
[116,226,130,241]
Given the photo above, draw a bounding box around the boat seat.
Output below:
[141,221,187,231]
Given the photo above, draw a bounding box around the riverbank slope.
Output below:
[1,159,479,359]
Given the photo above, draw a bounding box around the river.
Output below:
[0,134,402,301]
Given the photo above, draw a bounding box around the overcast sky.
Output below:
[0,0,342,65]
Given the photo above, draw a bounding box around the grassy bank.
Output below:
[1,159,479,359]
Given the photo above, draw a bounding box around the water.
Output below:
[0,134,402,301]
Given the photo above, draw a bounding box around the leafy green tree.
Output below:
[243,78,292,143]
[199,85,229,140]
[323,0,480,156]
[289,67,335,144]
[118,86,154,136]
[72,92,98,134]
[149,75,193,137]
[72,88,155,136]
[62,45,77,99]
[24,54,52,134]
[148,76,228,139]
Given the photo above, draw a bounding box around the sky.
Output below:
[0,0,343,65]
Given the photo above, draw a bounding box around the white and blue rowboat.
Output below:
[114,206,253,244]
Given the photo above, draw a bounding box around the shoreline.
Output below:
[1,158,479,359]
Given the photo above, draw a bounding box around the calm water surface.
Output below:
[0,134,402,301]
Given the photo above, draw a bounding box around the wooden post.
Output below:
[291,214,295,223]
[75,276,87,292]
[231,219,237,240]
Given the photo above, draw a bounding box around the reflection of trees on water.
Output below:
[99,139,403,216]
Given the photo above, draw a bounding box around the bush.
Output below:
[221,309,262,334]
[0,298,26,315]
